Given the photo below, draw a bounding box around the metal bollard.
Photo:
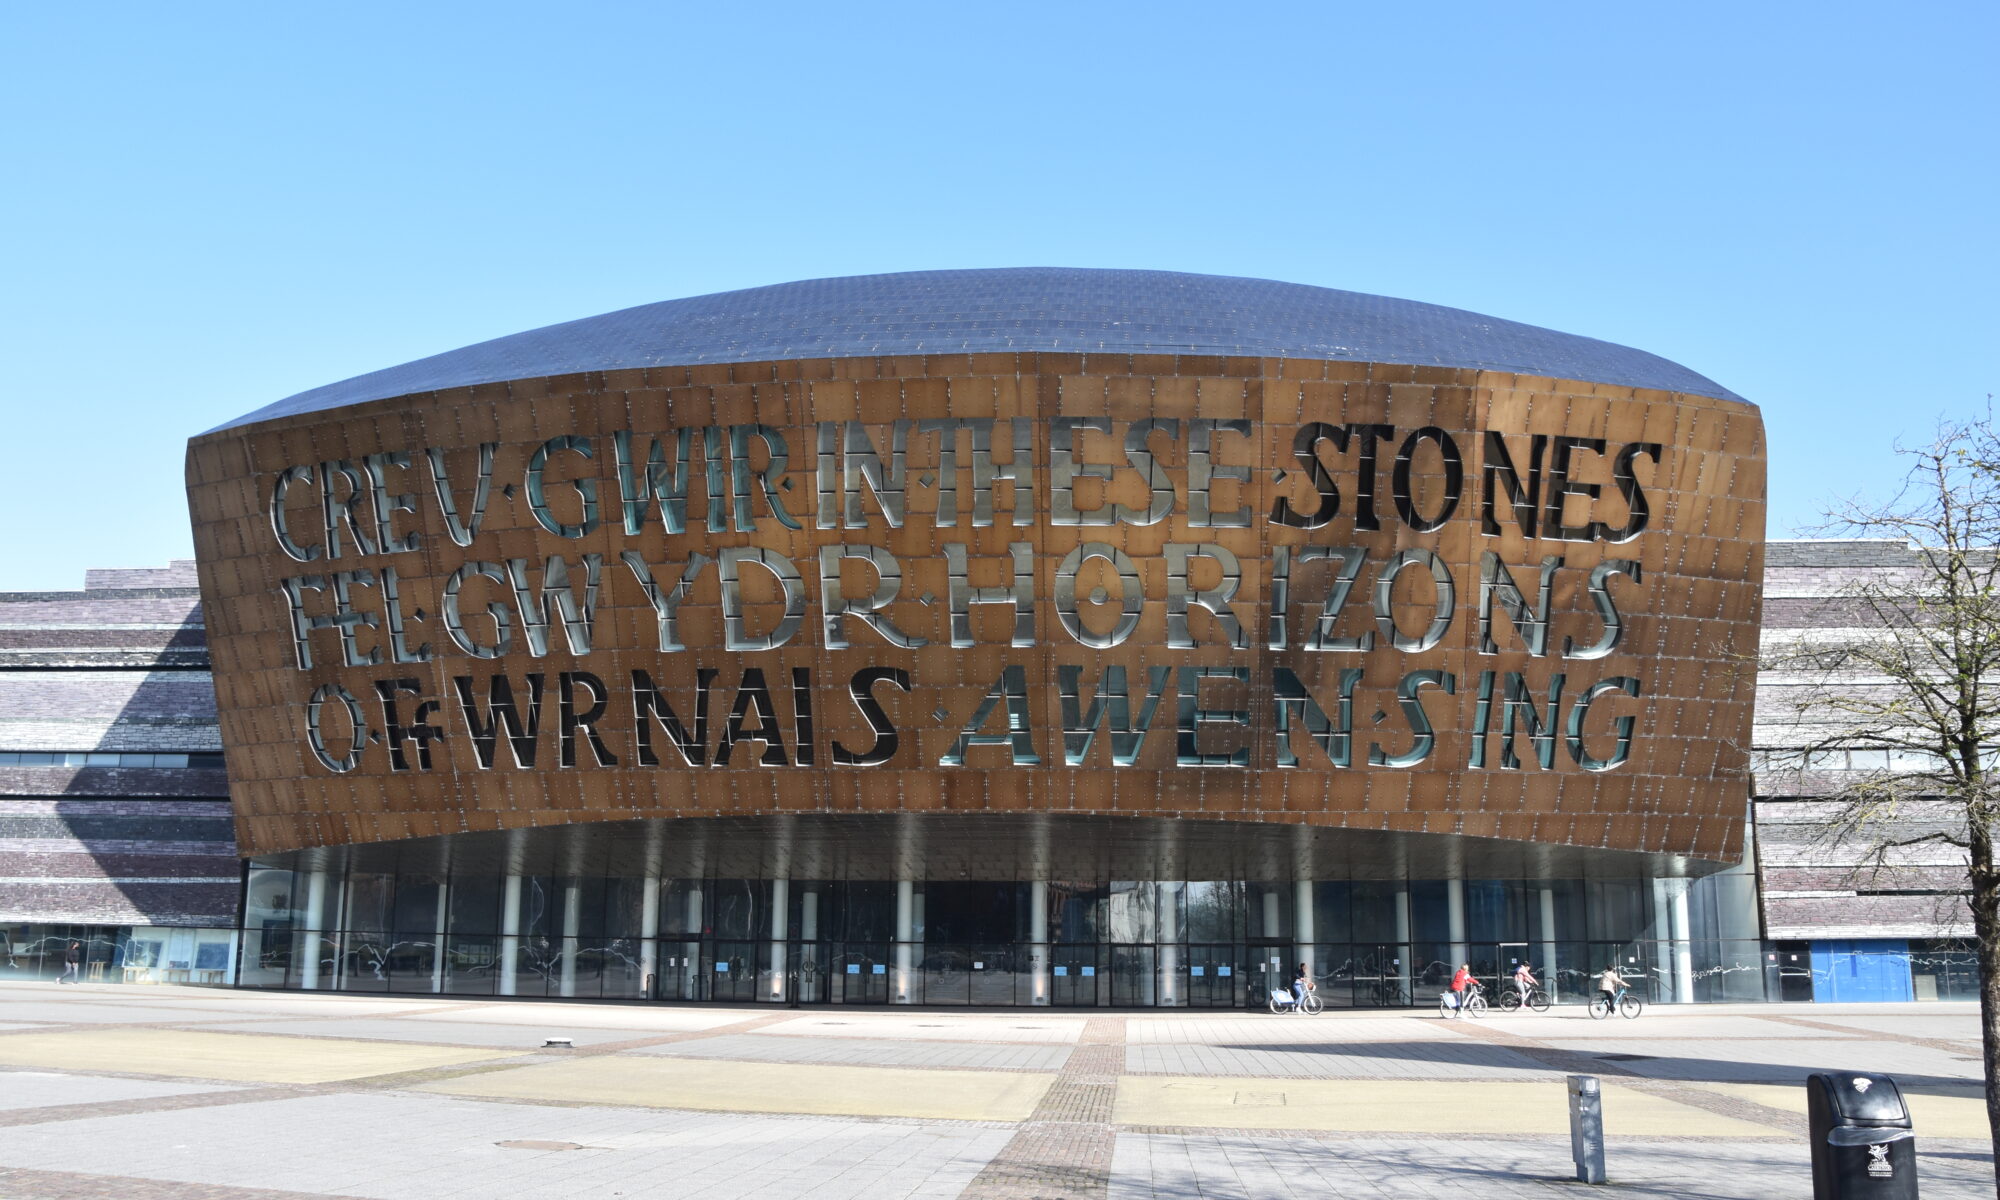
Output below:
[1568,1074,1607,1184]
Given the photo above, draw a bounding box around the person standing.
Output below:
[57,941,81,985]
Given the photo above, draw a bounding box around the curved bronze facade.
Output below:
[187,352,1764,864]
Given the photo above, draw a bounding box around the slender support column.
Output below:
[431,881,449,994]
[558,882,580,998]
[1393,883,1412,1003]
[332,869,353,991]
[1538,887,1559,1002]
[1446,876,1468,971]
[1669,878,1695,1004]
[1157,883,1180,1008]
[1030,881,1050,1005]
[800,888,819,1003]
[894,880,915,1004]
[299,870,326,991]
[638,875,660,998]
[1293,879,1315,982]
[1261,890,1282,941]
[1649,876,1673,1002]
[498,874,521,997]
[683,885,703,999]
[769,878,790,1002]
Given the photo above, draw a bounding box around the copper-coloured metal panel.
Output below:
[187,355,1764,863]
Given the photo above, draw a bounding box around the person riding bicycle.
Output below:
[1597,965,1631,1007]
[1448,963,1476,1012]
[1292,961,1313,1006]
[1512,961,1537,1003]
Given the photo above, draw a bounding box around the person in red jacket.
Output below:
[1447,963,1477,1015]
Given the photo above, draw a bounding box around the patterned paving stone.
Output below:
[1536,1038,1981,1084]
[412,1054,1056,1121]
[195,1020,637,1050]
[0,985,1990,1199]
[0,1028,522,1084]
[0,1093,1008,1200]
[1128,1039,1560,1080]
[1109,1132,1996,1199]
[1477,1012,1858,1040]
[635,1033,1070,1071]
[1126,1015,1473,1044]
[959,1015,1125,1199]
[1782,1013,1982,1042]
[759,1015,1082,1043]
[0,1070,239,1111]
[1114,1077,1777,1136]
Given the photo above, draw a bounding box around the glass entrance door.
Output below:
[789,940,825,1004]
[655,940,703,1000]
[1248,944,1287,1009]
[710,940,756,1002]
[831,942,890,1003]
[1353,944,1410,1007]
[1496,942,1531,1003]
[919,944,972,1005]
[1184,943,1237,1007]
[1110,946,1155,1006]
[1049,944,1101,1006]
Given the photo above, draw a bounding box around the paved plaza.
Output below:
[0,984,1990,1198]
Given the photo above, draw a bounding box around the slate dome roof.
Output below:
[213,267,1742,432]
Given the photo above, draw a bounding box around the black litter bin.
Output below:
[1806,1072,1918,1199]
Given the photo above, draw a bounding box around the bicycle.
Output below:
[1588,988,1644,1019]
[1269,983,1324,1015]
[1438,981,1486,1019]
[1498,985,1551,1013]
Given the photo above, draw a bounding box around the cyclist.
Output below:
[1512,961,1538,1004]
[1292,961,1313,1006]
[1447,962,1476,1015]
[1597,964,1632,1009]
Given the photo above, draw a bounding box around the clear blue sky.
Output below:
[2,3,1992,590]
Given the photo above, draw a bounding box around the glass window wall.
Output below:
[227,860,1786,1008]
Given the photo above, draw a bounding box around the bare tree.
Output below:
[1763,411,2000,1174]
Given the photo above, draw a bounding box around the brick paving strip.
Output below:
[1763,1012,1987,1055]
[958,1015,1124,1200]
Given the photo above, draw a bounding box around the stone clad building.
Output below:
[0,561,240,981]
[1750,539,1978,1001]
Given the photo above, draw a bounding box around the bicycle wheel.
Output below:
[1528,989,1551,1013]
[1302,991,1324,1015]
[1439,995,1455,1019]
[1588,996,1611,1020]
[1498,989,1522,1012]
[1619,993,1644,1019]
[1465,994,1487,1018]
[1269,992,1287,1015]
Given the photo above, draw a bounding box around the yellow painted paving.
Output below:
[0,1029,517,1084]
[1116,1078,1782,1136]
[1692,1082,1992,1139]
[416,1056,1057,1122]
